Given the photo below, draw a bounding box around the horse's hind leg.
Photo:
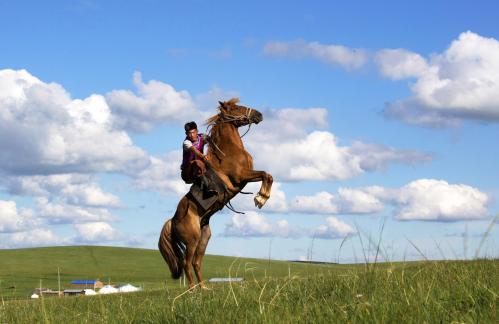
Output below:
[183,240,199,289]
[193,225,212,289]
[174,204,201,289]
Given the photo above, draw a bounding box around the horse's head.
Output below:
[216,98,263,127]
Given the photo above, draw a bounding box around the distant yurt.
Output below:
[118,284,141,293]
[31,293,39,299]
[99,285,118,294]
[83,289,97,296]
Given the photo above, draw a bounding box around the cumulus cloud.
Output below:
[291,179,489,222]
[335,187,385,214]
[131,152,189,196]
[61,182,121,208]
[36,198,117,225]
[377,31,499,126]
[375,48,428,80]
[313,216,356,239]
[2,174,120,208]
[291,187,384,215]
[74,222,120,242]
[292,191,338,214]
[247,107,328,143]
[0,69,149,176]
[222,212,301,238]
[0,200,38,233]
[222,212,356,240]
[264,39,368,69]
[388,179,489,221]
[348,141,431,171]
[2,228,68,248]
[106,72,197,132]
[248,131,430,181]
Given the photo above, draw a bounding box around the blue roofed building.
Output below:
[70,280,103,289]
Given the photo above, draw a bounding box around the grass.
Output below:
[0,246,345,299]
[0,247,497,323]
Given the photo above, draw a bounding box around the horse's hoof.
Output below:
[254,194,268,209]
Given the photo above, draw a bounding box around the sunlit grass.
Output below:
[1,259,497,323]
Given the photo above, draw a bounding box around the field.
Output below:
[0,246,497,323]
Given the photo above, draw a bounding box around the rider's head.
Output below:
[184,121,198,142]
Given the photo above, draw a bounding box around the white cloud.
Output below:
[0,200,38,233]
[74,222,120,242]
[61,183,120,208]
[106,72,197,132]
[264,39,368,69]
[248,131,430,181]
[348,141,431,171]
[377,31,499,126]
[389,179,489,221]
[290,179,489,222]
[336,187,385,214]
[36,198,117,224]
[375,48,428,80]
[0,69,149,176]
[290,187,384,215]
[222,212,301,238]
[2,229,68,248]
[251,131,360,181]
[245,107,328,144]
[313,216,356,239]
[132,152,189,196]
[2,174,120,208]
[292,191,339,214]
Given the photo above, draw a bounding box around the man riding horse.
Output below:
[160,98,273,289]
[181,121,217,196]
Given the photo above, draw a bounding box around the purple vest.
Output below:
[181,134,205,169]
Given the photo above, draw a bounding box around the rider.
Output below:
[181,121,217,196]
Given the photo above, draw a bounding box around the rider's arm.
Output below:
[189,146,209,162]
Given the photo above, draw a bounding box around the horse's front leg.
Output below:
[237,169,273,208]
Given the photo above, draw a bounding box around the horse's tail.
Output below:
[158,219,184,279]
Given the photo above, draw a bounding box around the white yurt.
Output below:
[118,284,141,293]
[98,285,118,294]
[83,289,97,296]
[31,293,39,299]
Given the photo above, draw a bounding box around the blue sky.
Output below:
[1,0,498,262]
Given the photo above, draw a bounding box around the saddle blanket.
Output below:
[189,167,227,210]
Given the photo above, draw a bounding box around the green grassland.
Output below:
[0,246,497,323]
[0,246,344,299]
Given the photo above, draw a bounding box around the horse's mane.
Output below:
[205,98,240,127]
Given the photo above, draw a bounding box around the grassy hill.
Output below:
[0,245,346,299]
[0,246,497,323]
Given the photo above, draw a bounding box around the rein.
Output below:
[207,106,255,157]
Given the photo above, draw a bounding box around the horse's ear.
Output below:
[219,101,227,111]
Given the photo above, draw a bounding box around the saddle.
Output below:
[189,166,227,210]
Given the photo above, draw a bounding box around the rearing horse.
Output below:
[158,98,273,289]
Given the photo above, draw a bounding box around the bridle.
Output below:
[220,106,254,138]
[205,105,255,159]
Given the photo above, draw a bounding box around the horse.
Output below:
[158,98,273,289]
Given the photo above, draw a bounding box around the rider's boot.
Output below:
[200,174,218,197]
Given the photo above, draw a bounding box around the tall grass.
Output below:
[0,259,497,323]
[1,216,497,323]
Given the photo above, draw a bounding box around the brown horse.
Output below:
[158,98,273,289]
